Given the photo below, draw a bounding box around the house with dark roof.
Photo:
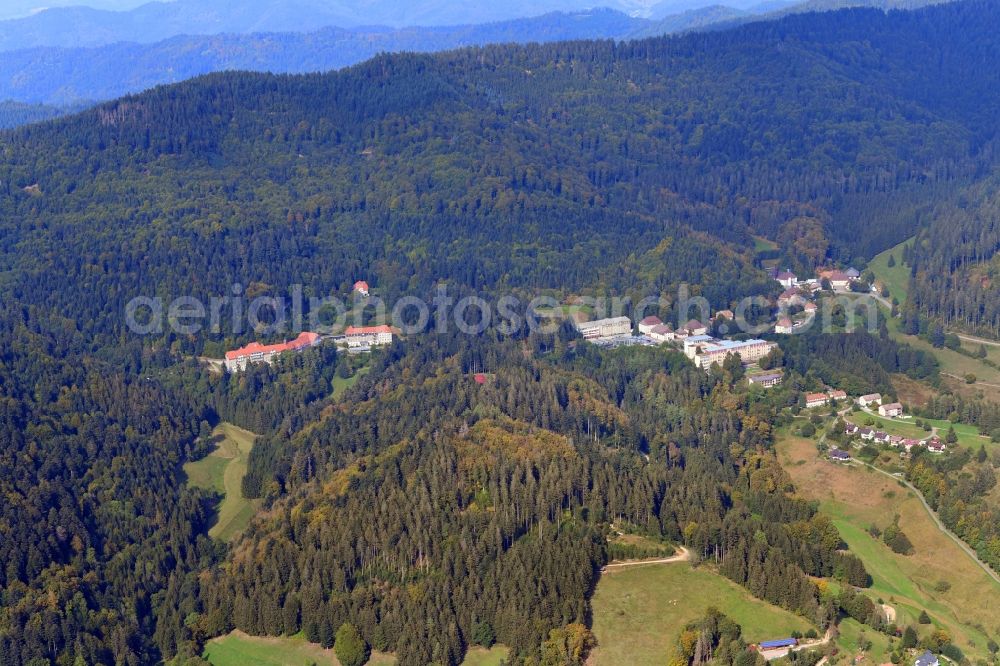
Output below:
[914,650,939,666]
[681,319,709,336]
[759,638,798,651]
[879,402,904,417]
[776,271,797,288]
[748,372,783,388]
[829,448,852,462]
[638,315,663,335]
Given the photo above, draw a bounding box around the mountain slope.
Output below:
[2,3,1000,662]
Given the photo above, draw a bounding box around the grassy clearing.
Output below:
[775,430,1000,660]
[183,422,259,542]
[835,618,892,665]
[461,646,510,666]
[868,237,913,305]
[203,630,396,666]
[589,563,813,666]
[332,365,370,399]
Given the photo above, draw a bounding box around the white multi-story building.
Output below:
[575,316,632,341]
[343,325,394,348]
[687,337,778,370]
[224,331,321,372]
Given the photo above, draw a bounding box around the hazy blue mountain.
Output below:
[0,0,671,51]
[0,0,146,21]
[0,9,651,105]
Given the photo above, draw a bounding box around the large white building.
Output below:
[685,337,778,370]
[224,331,321,372]
[576,316,632,341]
[343,325,394,349]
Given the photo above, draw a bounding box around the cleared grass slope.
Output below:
[589,563,813,666]
[776,430,1000,660]
[183,422,259,542]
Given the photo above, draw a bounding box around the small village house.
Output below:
[879,402,904,417]
[827,389,847,401]
[829,448,851,462]
[775,317,794,334]
[776,271,797,288]
[649,323,675,342]
[353,280,370,297]
[914,651,939,666]
[681,319,709,336]
[858,393,882,407]
[638,315,663,335]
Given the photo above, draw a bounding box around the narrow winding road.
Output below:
[600,546,690,572]
[860,462,1000,586]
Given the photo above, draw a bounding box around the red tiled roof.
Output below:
[640,316,663,325]
[473,373,487,385]
[225,331,320,360]
[344,325,392,335]
[353,280,369,291]
[806,392,827,402]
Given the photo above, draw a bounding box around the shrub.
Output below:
[334,623,370,666]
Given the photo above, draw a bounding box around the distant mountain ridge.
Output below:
[0,9,649,105]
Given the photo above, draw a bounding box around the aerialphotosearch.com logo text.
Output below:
[124,283,882,338]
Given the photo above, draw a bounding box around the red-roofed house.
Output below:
[805,392,829,408]
[682,319,708,336]
[776,271,797,288]
[224,331,321,372]
[775,317,794,334]
[828,271,851,289]
[343,324,393,349]
[828,390,847,401]
[353,280,370,297]
[638,315,663,335]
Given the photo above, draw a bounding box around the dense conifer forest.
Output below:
[1,1,1000,664]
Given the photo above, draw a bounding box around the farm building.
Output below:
[758,638,798,652]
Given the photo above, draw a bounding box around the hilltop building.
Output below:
[353,280,370,297]
[343,325,393,349]
[224,331,321,372]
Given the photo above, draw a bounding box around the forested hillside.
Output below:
[1,2,1000,664]
[905,176,1000,337]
